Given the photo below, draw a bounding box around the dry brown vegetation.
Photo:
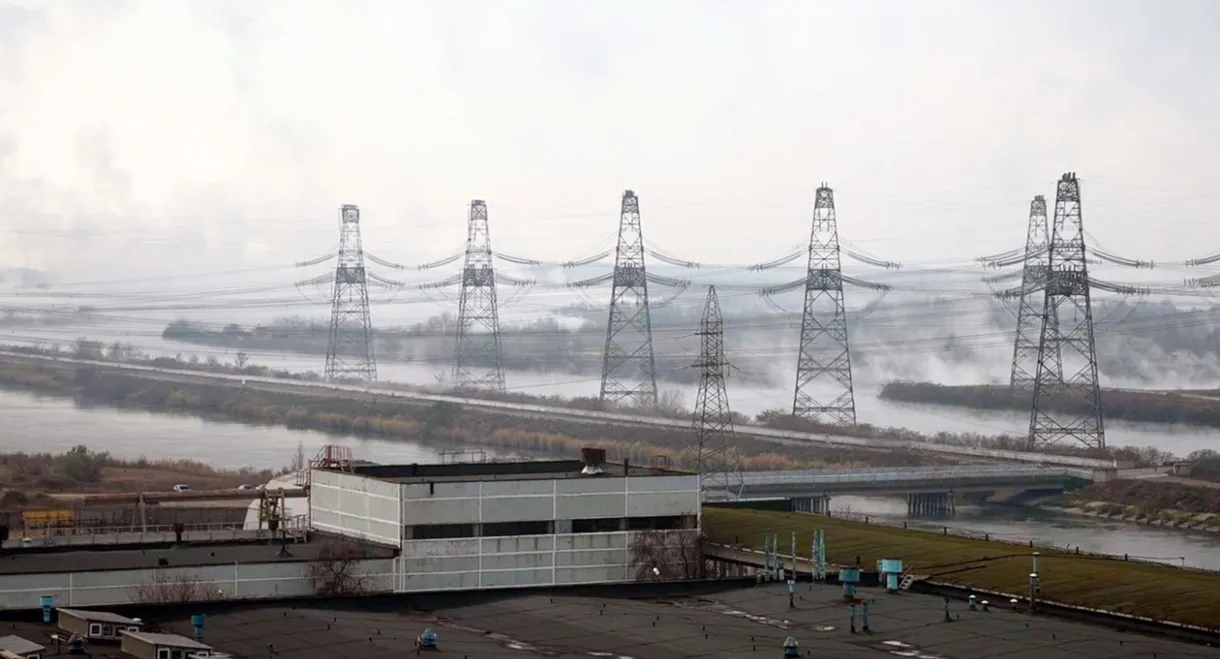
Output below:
[127,572,220,604]
[0,445,274,505]
[1064,479,1220,516]
[0,358,960,471]
[881,380,1220,429]
[4,340,1105,458]
[306,539,373,596]
[628,518,705,581]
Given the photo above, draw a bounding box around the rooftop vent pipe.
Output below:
[580,447,606,475]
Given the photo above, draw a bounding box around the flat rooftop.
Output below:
[8,583,1209,659]
[347,458,680,484]
[0,536,396,575]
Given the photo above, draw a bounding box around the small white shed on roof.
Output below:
[56,607,143,640]
[0,635,44,659]
[120,631,213,659]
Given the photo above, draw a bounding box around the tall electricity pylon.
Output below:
[324,204,377,382]
[453,200,506,393]
[600,190,658,408]
[1010,195,1061,389]
[1029,173,1105,450]
[793,184,856,425]
[691,286,744,500]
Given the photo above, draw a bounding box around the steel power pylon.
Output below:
[324,204,377,382]
[599,190,658,407]
[793,184,856,425]
[453,200,506,393]
[1010,195,1062,389]
[1029,173,1105,450]
[691,286,744,500]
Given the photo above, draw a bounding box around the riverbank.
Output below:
[0,446,275,507]
[1042,479,1220,533]
[702,507,1220,628]
[0,357,955,470]
[880,380,1220,428]
[1,342,1176,466]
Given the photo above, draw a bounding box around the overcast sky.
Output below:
[1,0,1218,282]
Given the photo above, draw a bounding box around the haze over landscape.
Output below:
[2,0,1220,425]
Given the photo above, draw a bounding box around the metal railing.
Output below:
[723,465,1092,489]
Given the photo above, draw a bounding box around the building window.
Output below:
[88,623,102,637]
[482,520,552,537]
[156,648,171,659]
[571,517,623,533]
[628,515,691,531]
[411,523,478,539]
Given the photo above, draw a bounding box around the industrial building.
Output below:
[309,447,702,591]
[0,447,700,608]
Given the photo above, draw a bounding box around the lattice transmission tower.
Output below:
[1029,173,1105,450]
[453,200,506,393]
[600,190,658,407]
[324,204,377,382]
[691,286,744,500]
[793,185,856,425]
[1010,195,1062,390]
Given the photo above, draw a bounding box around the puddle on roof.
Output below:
[876,640,947,659]
[667,599,835,632]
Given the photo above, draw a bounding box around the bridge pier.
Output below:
[791,496,831,515]
[906,492,956,517]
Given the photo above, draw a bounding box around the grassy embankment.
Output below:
[880,380,1220,429]
[0,445,274,507]
[703,507,1220,629]
[0,357,958,472]
[0,341,1176,467]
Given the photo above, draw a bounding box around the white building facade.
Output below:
[308,459,702,591]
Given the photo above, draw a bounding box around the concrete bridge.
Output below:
[0,351,1119,469]
[709,465,1096,515]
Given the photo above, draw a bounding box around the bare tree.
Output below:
[306,539,371,596]
[128,572,219,604]
[234,351,249,369]
[629,516,705,581]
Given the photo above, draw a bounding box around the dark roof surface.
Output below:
[121,631,210,649]
[51,584,1216,659]
[351,459,679,484]
[0,635,44,654]
[0,539,396,575]
[56,609,141,624]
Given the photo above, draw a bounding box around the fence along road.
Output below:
[707,465,1098,499]
[0,351,1117,470]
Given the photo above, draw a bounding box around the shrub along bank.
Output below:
[0,359,954,471]
[880,380,1220,428]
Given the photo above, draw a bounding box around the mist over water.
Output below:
[5,313,1218,457]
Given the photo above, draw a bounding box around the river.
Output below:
[6,321,1220,456]
[3,387,1219,571]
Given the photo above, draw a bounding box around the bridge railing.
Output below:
[729,465,1092,488]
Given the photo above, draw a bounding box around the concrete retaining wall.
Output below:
[0,559,396,610]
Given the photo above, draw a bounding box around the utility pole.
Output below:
[600,190,658,408]
[793,184,856,425]
[453,200,507,393]
[1011,195,1061,390]
[324,204,377,382]
[691,286,744,500]
[1029,173,1105,449]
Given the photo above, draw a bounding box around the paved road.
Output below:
[0,351,1117,469]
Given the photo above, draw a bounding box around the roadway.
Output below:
[0,350,1118,469]
[720,465,1095,499]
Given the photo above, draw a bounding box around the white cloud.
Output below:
[1,0,1217,279]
